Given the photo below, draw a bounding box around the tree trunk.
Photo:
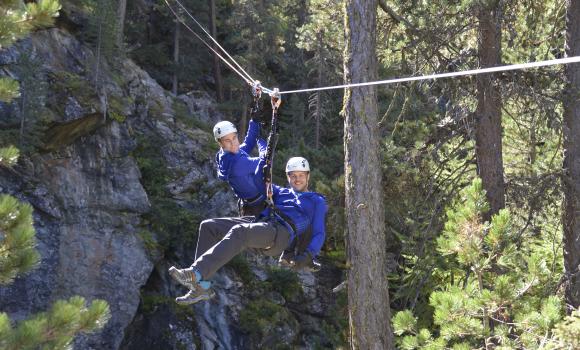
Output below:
[172,20,180,96]
[315,30,323,149]
[475,1,505,218]
[117,0,127,50]
[343,1,394,349]
[563,0,580,309]
[208,0,224,102]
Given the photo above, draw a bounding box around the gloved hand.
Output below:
[291,252,312,270]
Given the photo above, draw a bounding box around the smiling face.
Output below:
[218,132,240,153]
[287,171,310,192]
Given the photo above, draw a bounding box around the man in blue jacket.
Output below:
[213,116,268,216]
[169,157,327,305]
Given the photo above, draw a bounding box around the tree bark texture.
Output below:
[343,0,394,349]
[315,30,323,149]
[208,0,224,102]
[564,0,580,309]
[475,1,505,218]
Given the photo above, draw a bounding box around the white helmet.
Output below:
[285,157,310,173]
[213,121,237,140]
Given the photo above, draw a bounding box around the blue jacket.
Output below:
[216,120,267,202]
[262,185,328,256]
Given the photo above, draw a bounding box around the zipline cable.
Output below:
[169,0,257,85]
[165,0,580,98]
[277,56,580,95]
[163,0,253,85]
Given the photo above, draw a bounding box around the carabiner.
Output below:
[252,81,262,99]
[271,87,282,110]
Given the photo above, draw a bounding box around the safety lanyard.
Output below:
[263,88,282,208]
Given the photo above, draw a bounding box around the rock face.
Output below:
[0,21,344,350]
[0,26,226,349]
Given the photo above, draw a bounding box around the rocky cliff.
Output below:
[0,14,344,350]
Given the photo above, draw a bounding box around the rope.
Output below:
[163,0,253,85]
[169,0,256,85]
[163,0,280,96]
[277,56,580,95]
[163,0,580,99]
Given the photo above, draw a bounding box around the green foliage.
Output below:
[225,254,254,285]
[0,0,59,112]
[393,178,567,348]
[0,3,111,347]
[25,0,62,28]
[0,146,19,167]
[239,299,297,338]
[134,134,200,255]
[138,230,161,258]
[550,308,580,349]
[13,50,50,150]
[82,0,120,60]
[0,77,20,103]
[146,197,201,254]
[140,293,173,315]
[266,267,301,300]
[0,0,61,49]
[0,194,40,284]
[0,296,110,350]
[109,111,126,123]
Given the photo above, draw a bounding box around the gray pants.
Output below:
[192,216,291,279]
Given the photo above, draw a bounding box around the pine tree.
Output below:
[0,295,110,350]
[393,178,567,349]
[0,146,19,167]
[15,50,47,147]
[0,3,110,346]
[0,194,39,284]
[82,0,119,86]
[0,0,60,103]
[0,161,110,349]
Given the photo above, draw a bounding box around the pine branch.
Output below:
[0,146,19,167]
[377,0,419,34]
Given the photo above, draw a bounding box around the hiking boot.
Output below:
[168,266,198,290]
[175,288,216,305]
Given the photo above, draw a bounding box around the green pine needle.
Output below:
[0,78,20,103]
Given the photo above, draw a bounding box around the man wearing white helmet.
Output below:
[213,113,268,216]
[168,156,328,305]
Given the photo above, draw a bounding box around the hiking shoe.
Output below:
[168,266,198,290]
[175,288,216,305]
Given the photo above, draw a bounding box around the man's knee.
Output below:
[228,224,249,245]
[199,219,219,235]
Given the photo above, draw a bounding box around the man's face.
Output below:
[218,132,240,153]
[287,171,309,192]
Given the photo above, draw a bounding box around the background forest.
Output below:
[3,0,580,349]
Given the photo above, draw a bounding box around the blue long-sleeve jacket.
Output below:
[262,185,328,256]
[216,120,267,202]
